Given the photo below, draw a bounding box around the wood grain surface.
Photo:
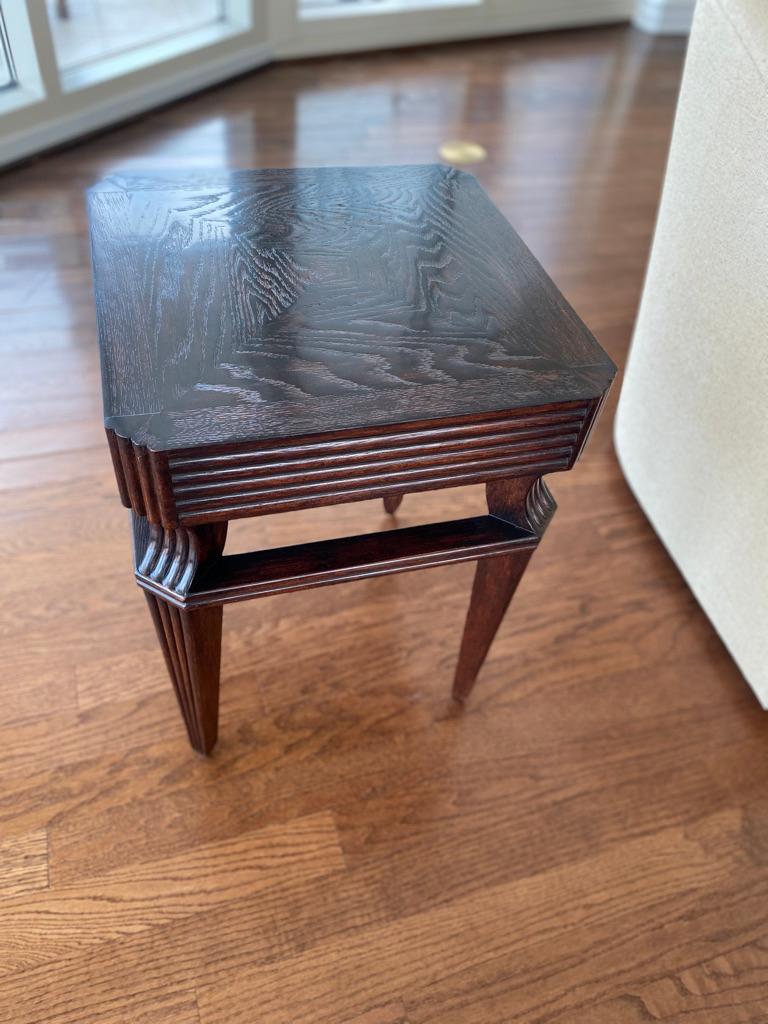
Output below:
[88,165,614,449]
[3,23,767,1024]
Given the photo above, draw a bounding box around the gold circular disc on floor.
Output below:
[438,140,488,165]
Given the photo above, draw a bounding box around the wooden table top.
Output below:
[88,165,615,456]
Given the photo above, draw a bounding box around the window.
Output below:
[0,1,264,168]
[0,5,17,91]
[47,0,226,75]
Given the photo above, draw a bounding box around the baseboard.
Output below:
[632,0,695,34]
[0,43,272,169]
[273,1,634,59]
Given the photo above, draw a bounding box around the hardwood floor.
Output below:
[2,24,767,1024]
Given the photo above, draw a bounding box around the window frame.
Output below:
[0,0,270,168]
[0,4,19,91]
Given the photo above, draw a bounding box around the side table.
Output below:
[88,165,615,754]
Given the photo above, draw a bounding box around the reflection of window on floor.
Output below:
[47,0,225,72]
[0,5,17,91]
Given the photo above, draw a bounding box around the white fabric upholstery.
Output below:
[615,0,768,703]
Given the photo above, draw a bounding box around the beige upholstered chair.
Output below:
[615,0,768,704]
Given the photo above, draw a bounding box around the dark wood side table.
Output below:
[88,165,615,755]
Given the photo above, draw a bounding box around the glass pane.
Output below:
[0,5,17,90]
[47,0,224,72]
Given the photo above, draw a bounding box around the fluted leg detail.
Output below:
[144,593,223,754]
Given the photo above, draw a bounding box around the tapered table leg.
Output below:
[452,550,533,702]
[383,494,404,514]
[144,594,223,754]
[452,475,556,702]
[132,514,227,754]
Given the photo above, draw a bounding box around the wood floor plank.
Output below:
[344,1004,410,1024]
[5,820,766,1024]
[0,985,202,1024]
[42,613,755,889]
[0,448,111,493]
[0,870,380,1024]
[0,831,48,899]
[406,837,768,1023]
[75,648,171,711]
[195,811,745,1024]
[0,812,343,977]
[565,943,768,1024]
[0,663,78,729]
[0,421,105,461]
[41,644,741,888]
[0,395,102,432]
